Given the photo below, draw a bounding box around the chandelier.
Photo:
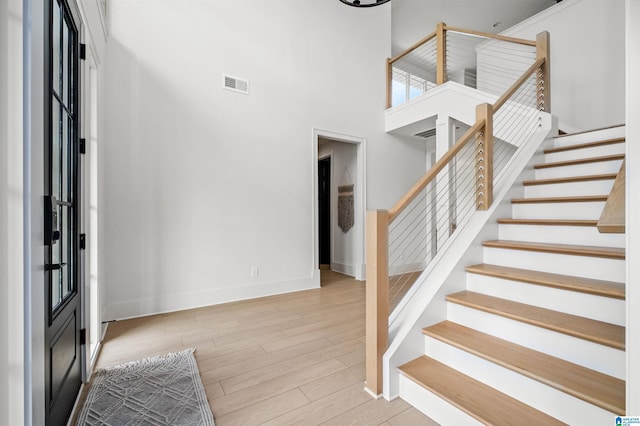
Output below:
[339,0,390,7]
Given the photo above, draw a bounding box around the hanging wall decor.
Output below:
[338,184,355,233]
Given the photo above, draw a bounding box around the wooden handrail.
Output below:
[388,119,486,222]
[369,26,550,400]
[493,57,545,113]
[444,26,537,47]
[388,30,437,64]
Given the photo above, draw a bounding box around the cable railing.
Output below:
[387,23,538,108]
[366,24,550,397]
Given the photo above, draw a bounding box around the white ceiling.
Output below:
[392,0,559,54]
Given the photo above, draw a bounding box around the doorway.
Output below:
[44,0,83,423]
[313,129,366,281]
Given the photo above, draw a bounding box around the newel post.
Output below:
[476,103,493,210]
[436,22,447,85]
[365,209,389,397]
[536,31,551,113]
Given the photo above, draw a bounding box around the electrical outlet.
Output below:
[251,266,259,278]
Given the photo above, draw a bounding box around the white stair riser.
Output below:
[399,375,483,426]
[524,179,614,198]
[535,160,624,180]
[424,337,617,424]
[553,127,625,147]
[466,274,625,326]
[498,224,625,248]
[482,247,625,282]
[545,142,626,163]
[447,303,625,379]
[512,201,605,220]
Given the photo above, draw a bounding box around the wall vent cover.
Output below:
[414,128,436,139]
[223,75,249,94]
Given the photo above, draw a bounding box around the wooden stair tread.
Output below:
[465,263,625,299]
[544,137,625,154]
[482,240,625,259]
[399,356,566,425]
[446,291,625,350]
[511,195,607,204]
[496,218,598,227]
[523,173,617,186]
[423,321,625,414]
[535,154,624,169]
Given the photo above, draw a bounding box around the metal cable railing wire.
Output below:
[385,27,544,313]
[389,29,537,108]
[388,140,478,307]
[391,38,437,107]
[387,62,545,313]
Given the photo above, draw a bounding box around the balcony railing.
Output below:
[387,23,542,109]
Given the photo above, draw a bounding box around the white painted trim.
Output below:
[312,129,367,281]
[626,0,640,414]
[331,262,356,277]
[363,386,383,400]
[105,271,321,321]
[25,0,48,423]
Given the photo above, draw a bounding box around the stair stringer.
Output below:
[382,114,555,400]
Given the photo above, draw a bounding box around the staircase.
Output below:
[397,125,626,425]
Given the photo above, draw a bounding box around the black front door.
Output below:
[44,0,82,423]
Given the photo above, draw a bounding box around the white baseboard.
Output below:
[105,271,321,320]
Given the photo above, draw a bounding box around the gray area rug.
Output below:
[76,348,215,425]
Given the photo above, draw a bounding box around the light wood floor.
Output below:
[92,270,437,425]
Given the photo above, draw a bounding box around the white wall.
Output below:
[0,0,24,423]
[626,0,639,414]
[499,0,625,131]
[102,0,426,319]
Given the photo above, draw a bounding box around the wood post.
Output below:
[436,22,447,85]
[476,103,493,210]
[365,210,389,397]
[386,58,392,109]
[536,31,550,112]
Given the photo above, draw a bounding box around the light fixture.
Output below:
[339,0,390,7]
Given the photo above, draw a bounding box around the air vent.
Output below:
[414,128,436,139]
[223,75,249,94]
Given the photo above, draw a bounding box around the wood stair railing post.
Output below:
[365,209,389,397]
[536,31,551,113]
[476,103,493,210]
[436,22,447,85]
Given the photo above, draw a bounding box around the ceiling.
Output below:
[391,0,559,54]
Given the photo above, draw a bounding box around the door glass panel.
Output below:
[51,268,62,310]
[52,100,61,199]
[62,114,69,202]
[62,16,69,106]
[52,0,61,96]
[61,207,71,300]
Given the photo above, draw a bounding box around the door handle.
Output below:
[45,262,67,271]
